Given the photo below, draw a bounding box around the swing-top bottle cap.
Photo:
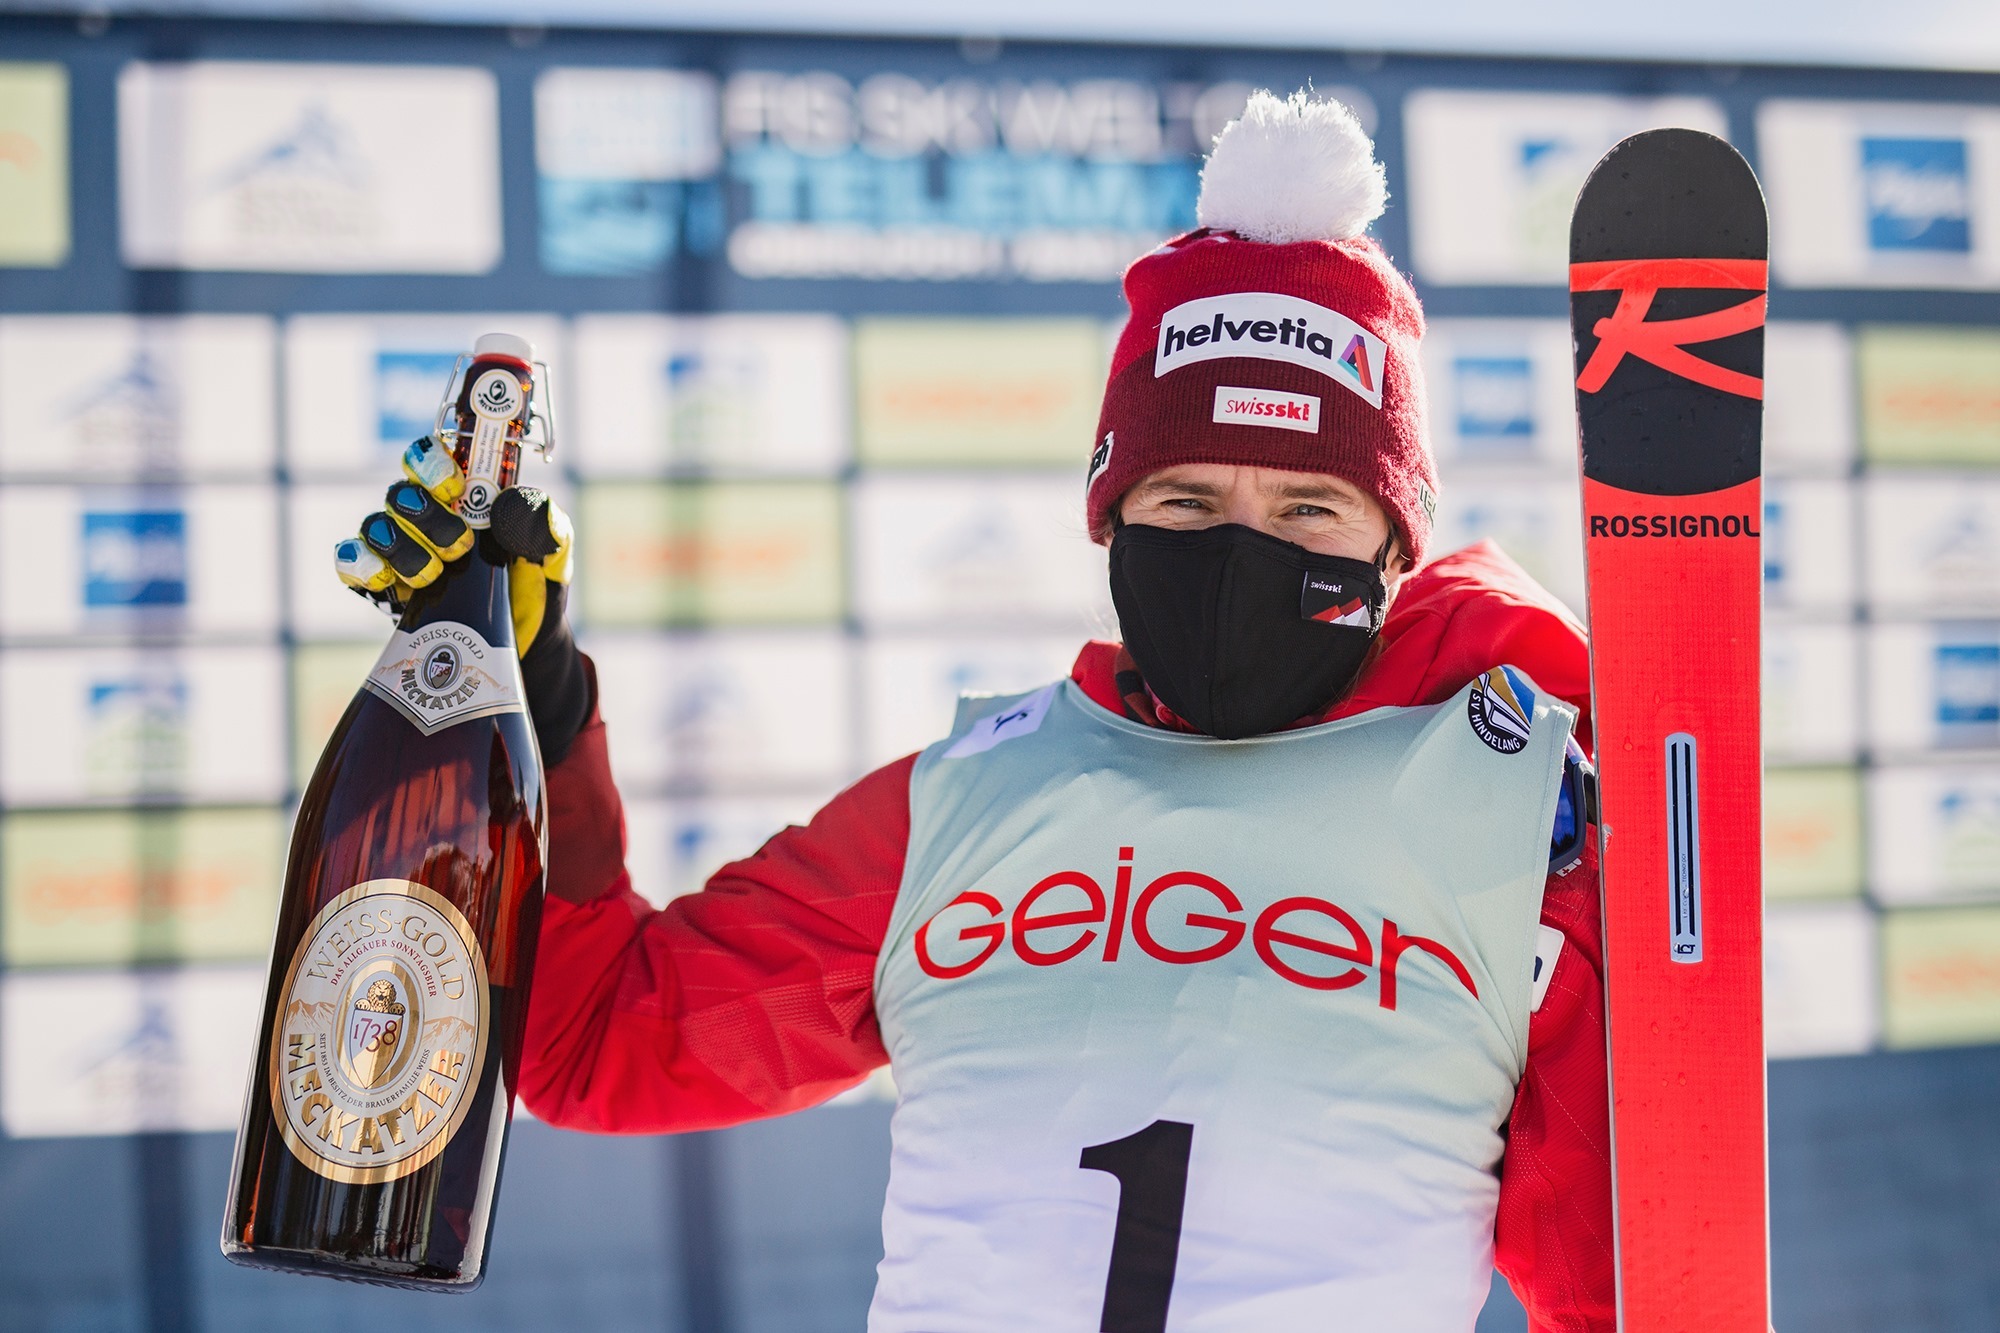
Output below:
[472,332,534,364]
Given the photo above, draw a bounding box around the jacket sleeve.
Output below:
[1494,828,1618,1332]
[518,674,916,1134]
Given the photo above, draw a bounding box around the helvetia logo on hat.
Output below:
[1214,385,1320,433]
[1155,291,1387,409]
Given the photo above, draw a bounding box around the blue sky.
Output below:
[11,0,2000,72]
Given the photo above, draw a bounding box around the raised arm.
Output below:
[327,440,914,1136]
[518,684,915,1134]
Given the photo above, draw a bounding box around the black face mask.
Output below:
[1108,523,1388,740]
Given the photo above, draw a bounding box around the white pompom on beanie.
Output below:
[1088,90,1438,564]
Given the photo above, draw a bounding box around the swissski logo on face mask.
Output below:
[1154,291,1388,409]
[1300,572,1371,627]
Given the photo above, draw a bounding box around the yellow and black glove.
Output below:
[334,436,592,762]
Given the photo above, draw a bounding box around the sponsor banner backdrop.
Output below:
[1760,99,2000,290]
[0,965,265,1136]
[1763,478,1857,613]
[118,62,502,274]
[290,641,386,789]
[1403,89,1728,286]
[286,483,407,639]
[535,67,722,277]
[1765,766,1866,901]
[0,62,69,267]
[849,473,1110,630]
[578,480,845,627]
[854,319,1107,467]
[571,314,847,476]
[1430,477,1585,615]
[0,483,281,639]
[1765,901,1879,1058]
[1765,620,1862,763]
[1765,323,1857,475]
[1869,764,2000,904]
[715,69,1245,283]
[2,21,2000,1156]
[623,795,824,909]
[1,809,284,966]
[584,630,853,795]
[1858,326,2000,467]
[860,632,1086,769]
[0,645,286,806]
[1862,474,2000,612]
[1882,907,2000,1049]
[0,316,277,480]
[283,314,566,478]
[1421,319,1580,472]
[1866,620,2000,755]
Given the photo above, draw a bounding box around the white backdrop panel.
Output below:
[0,645,286,806]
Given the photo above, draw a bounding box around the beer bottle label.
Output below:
[363,620,525,736]
[459,366,523,529]
[269,879,490,1184]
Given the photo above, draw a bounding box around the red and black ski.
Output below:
[1569,129,1770,1331]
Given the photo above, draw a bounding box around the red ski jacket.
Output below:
[520,541,1616,1332]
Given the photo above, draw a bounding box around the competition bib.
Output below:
[871,674,1573,1332]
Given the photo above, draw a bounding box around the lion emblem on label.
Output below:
[423,645,462,692]
[269,880,489,1184]
[342,973,413,1091]
[1467,665,1536,755]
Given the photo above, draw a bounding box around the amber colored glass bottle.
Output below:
[221,334,547,1290]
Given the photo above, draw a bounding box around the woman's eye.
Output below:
[1289,504,1331,518]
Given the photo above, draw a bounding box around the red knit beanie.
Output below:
[1087,92,1438,565]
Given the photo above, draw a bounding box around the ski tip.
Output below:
[1570,128,1768,266]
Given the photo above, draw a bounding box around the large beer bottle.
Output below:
[223,334,550,1290]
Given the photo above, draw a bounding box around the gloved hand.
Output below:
[334,436,593,763]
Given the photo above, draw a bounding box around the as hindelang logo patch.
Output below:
[1468,665,1537,754]
[1154,291,1386,409]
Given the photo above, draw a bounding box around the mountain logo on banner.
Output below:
[60,344,180,467]
[204,99,381,248]
[1936,780,2000,883]
[212,102,370,191]
[86,672,188,791]
[1862,136,1973,255]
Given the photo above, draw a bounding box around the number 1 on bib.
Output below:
[1570,128,1771,1330]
